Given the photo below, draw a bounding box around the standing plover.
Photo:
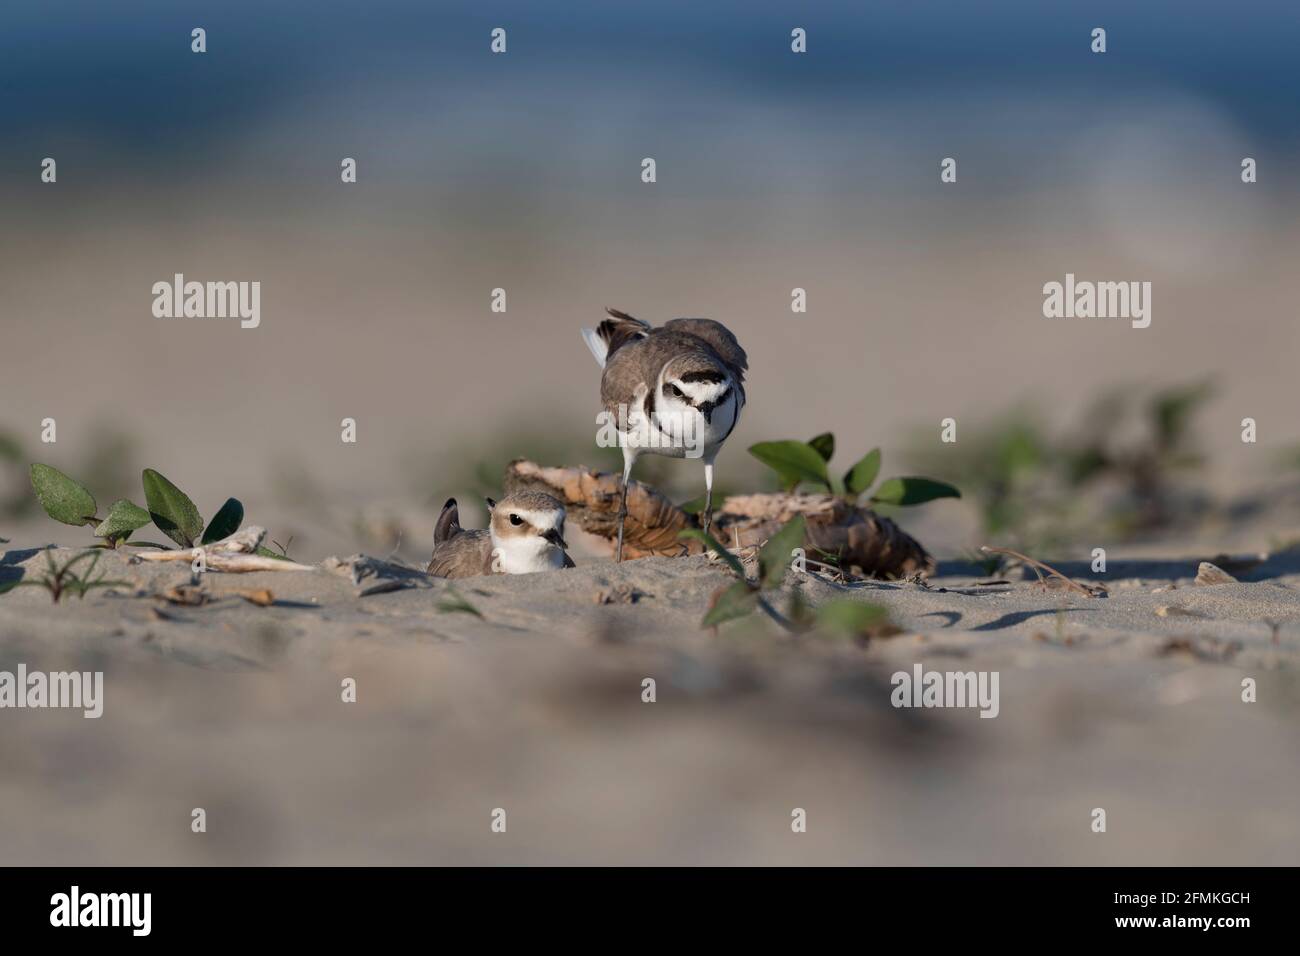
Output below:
[427,492,574,578]
[581,307,747,561]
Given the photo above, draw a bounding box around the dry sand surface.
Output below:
[1,542,1297,865]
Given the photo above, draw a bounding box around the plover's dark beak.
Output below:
[542,528,568,550]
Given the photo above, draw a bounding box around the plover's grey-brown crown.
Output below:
[428,492,574,578]
[581,307,748,561]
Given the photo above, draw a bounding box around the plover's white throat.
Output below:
[427,492,574,578]
[581,307,748,561]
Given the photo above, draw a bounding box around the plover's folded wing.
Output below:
[662,318,748,382]
[601,356,654,432]
[427,529,495,578]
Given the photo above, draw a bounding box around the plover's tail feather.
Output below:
[434,498,462,544]
[580,327,608,368]
[593,307,651,362]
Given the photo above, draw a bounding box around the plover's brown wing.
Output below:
[660,318,748,384]
[427,529,495,578]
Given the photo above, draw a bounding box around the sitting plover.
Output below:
[581,307,747,560]
[427,492,574,578]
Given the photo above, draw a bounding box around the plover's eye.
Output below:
[509,513,522,526]
[665,383,683,398]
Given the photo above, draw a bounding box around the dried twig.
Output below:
[979,545,1106,597]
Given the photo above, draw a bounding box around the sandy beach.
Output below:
[2,538,1296,866]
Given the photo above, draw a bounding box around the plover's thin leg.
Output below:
[616,447,636,562]
[702,460,715,536]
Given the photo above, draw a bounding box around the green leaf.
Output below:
[748,440,830,492]
[30,464,98,526]
[142,468,204,548]
[787,589,816,630]
[678,528,746,578]
[437,587,483,618]
[757,515,807,590]
[93,499,151,544]
[807,432,835,462]
[1150,381,1212,450]
[680,494,726,516]
[843,448,882,497]
[816,600,890,637]
[702,580,758,628]
[678,495,706,515]
[870,476,961,507]
[201,497,244,544]
[254,545,292,561]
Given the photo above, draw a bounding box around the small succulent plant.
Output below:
[679,516,894,639]
[748,433,960,507]
[29,463,279,557]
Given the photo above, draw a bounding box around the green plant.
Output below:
[436,586,483,618]
[748,432,960,506]
[679,516,893,638]
[29,463,142,547]
[30,463,283,556]
[904,382,1214,550]
[1059,381,1213,531]
[0,550,130,603]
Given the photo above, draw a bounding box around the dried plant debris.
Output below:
[1263,619,1283,645]
[506,459,933,579]
[156,583,276,608]
[1193,562,1238,586]
[979,546,1107,597]
[1155,604,1210,619]
[1033,631,1089,647]
[322,554,429,596]
[1159,636,1242,662]
[594,584,649,605]
[159,584,209,606]
[236,588,276,607]
[133,526,315,573]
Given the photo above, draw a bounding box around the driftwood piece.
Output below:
[504,459,933,579]
[132,552,315,573]
[130,526,316,573]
